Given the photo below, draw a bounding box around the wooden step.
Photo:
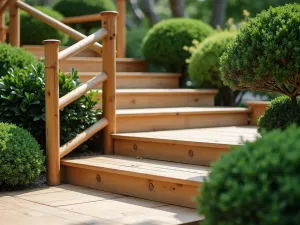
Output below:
[60,57,147,72]
[113,126,258,166]
[23,45,100,58]
[95,89,218,109]
[61,155,209,208]
[79,72,181,89]
[115,107,251,133]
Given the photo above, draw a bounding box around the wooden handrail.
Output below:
[44,11,117,185]
[59,28,107,60]
[0,0,8,15]
[59,72,107,110]
[61,14,102,24]
[60,117,108,158]
[16,1,103,54]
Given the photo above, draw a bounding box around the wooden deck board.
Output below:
[1,184,202,225]
[61,156,209,185]
[113,126,259,147]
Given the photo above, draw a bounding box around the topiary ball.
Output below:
[53,0,115,32]
[220,4,300,97]
[142,18,215,71]
[20,6,69,45]
[0,123,44,186]
[188,32,236,87]
[197,124,300,225]
[0,43,37,77]
[258,95,300,132]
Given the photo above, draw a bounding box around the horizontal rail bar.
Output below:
[61,14,102,24]
[0,0,8,15]
[60,117,108,158]
[59,72,107,110]
[16,1,103,54]
[59,28,108,61]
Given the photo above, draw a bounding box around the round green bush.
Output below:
[198,124,300,225]
[188,32,236,87]
[220,4,300,102]
[0,63,100,151]
[0,43,37,77]
[258,95,300,132]
[53,0,115,32]
[142,18,215,70]
[20,6,68,45]
[0,123,44,186]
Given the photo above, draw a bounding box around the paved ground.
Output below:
[0,184,202,225]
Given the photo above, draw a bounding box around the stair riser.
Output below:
[79,76,179,89]
[61,166,199,208]
[117,113,249,133]
[95,93,215,109]
[60,60,147,72]
[114,139,229,166]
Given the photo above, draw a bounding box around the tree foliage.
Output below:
[220,4,300,103]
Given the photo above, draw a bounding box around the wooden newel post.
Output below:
[43,39,61,186]
[101,11,118,154]
[0,0,6,43]
[9,0,20,47]
[116,0,125,58]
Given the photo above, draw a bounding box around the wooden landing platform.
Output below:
[1,184,202,225]
[113,126,259,166]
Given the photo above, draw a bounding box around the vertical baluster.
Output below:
[116,0,125,58]
[44,39,61,186]
[9,0,20,46]
[101,11,118,154]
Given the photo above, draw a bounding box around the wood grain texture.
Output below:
[113,126,258,165]
[95,89,218,109]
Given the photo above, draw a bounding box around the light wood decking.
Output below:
[1,184,202,225]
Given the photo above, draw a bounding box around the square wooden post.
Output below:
[116,0,125,58]
[101,11,118,154]
[9,0,20,47]
[43,39,61,186]
[0,0,6,43]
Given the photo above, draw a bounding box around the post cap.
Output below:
[100,11,118,16]
[42,39,61,45]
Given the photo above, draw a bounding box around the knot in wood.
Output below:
[148,182,154,191]
[96,174,101,182]
[188,150,194,157]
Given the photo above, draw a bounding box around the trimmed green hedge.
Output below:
[0,123,44,186]
[258,95,300,132]
[0,43,37,77]
[198,124,300,225]
[142,18,214,71]
[20,6,68,45]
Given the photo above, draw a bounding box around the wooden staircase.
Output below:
[26,46,259,224]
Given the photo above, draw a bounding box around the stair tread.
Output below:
[79,72,182,77]
[61,155,210,186]
[113,126,258,147]
[116,107,251,117]
[96,89,218,94]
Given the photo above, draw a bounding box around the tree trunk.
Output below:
[140,0,160,26]
[169,0,186,17]
[128,0,145,26]
[210,0,228,28]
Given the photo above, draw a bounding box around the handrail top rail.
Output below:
[61,13,102,24]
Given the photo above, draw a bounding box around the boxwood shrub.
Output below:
[0,43,37,77]
[53,0,115,33]
[220,4,300,104]
[188,32,238,105]
[258,95,300,132]
[0,63,100,151]
[0,123,44,186]
[142,18,214,71]
[198,124,300,225]
[20,6,68,45]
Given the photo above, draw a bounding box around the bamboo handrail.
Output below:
[0,0,8,15]
[16,1,103,54]
[59,28,107,60]
[59,72,107,110]
[60,117,108,158]
[61,14,102,24]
